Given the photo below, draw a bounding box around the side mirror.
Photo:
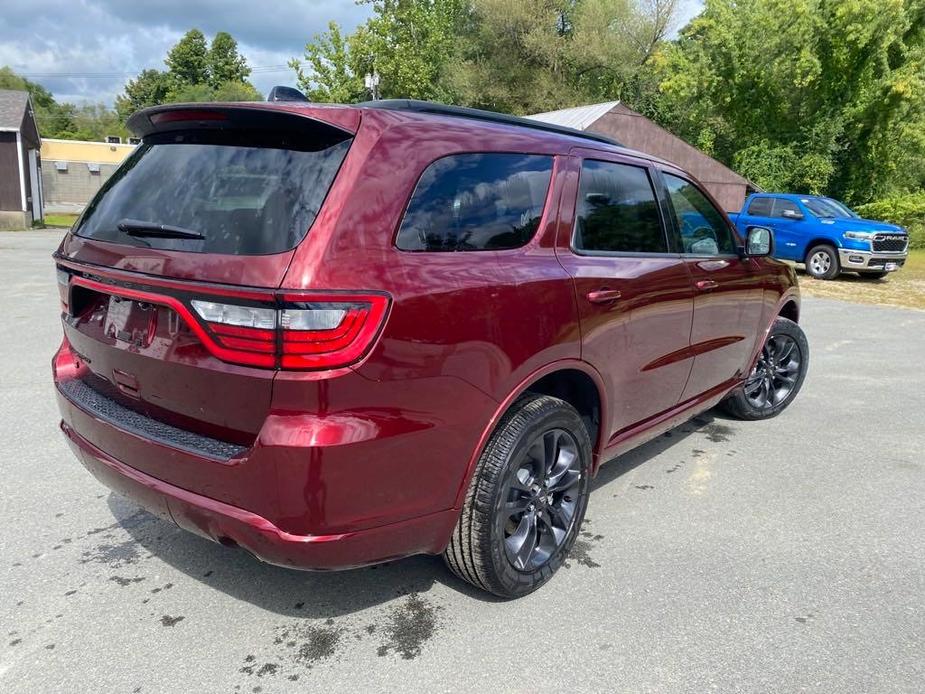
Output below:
[781,208,804,220]
[743,225,774,257]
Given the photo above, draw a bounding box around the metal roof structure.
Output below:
[525,101,622,132]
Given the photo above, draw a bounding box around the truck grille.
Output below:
[872,234,908,253]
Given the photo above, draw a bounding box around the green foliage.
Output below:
[211,80,262,102]
[856,193,925,249]
[0,66,79,138]
[114,29,261,122]
[291,0,679,113]
[652,0,925,203]
[291,21,365,102]
[292,1,465,103]
[165,28,210,87]
[3,26,261,143]
[115,69,170,122]
[209,32,251,87]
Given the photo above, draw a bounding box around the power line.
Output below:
[18,63,303,79]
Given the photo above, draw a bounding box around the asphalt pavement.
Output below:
[2,231,923,693]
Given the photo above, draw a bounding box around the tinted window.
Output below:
[772,199,802,218]
[396,153,553,252]
[573,160,666,253]
[747,197,773,216]
[75,128,352,255]
[663,173,736,255]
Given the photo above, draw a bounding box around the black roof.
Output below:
[357,99,623,148]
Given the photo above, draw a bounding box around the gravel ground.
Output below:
[2,231,923,693]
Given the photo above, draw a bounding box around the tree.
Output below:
[290,1,683,114]
[209,31,250,87]
[0,65,79,137]
[652,0,925,202]
[291,0,466,103]
[165,28,210,87]
[115,69,170,122]
[212,79,263,102]
[115,29,262,120]
[291,21,364,102]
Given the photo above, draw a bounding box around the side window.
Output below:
[396,153,553,252]
[663,173,736,255]
[772,198,801,218]
[573,160,667,254]
[747,197,773,216]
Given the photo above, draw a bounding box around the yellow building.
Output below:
[41,138,137,206]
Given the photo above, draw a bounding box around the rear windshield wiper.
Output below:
[118,219,204,240]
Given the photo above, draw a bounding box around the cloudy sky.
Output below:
[0,0,702,107]
[0,0,374,105]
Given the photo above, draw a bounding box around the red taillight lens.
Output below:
[278,295,389,369]
[63,274,389,371]
[150,109,227,125]
[190,294,389,370]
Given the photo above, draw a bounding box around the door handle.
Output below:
[586,289,622,304]
[695,280,719,291]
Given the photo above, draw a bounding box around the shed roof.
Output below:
[0,89,30,130]
[525,101,621,132]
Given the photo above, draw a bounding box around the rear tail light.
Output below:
[190,294,389,370]
[63,273,389,371]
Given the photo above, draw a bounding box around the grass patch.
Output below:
[43,213,78,228]
[798,249,925,311]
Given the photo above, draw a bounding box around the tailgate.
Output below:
[58,266,275,445]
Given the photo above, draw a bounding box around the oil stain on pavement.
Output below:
[236,592,444,685]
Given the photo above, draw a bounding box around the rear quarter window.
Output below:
[747,197,773,216]
[395,153,554,252]
[74,127,352,255]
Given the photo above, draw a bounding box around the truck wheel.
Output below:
[805,245,839,280]
[444,394,592,598]
[721,317,809,421]
[858,271,888,280]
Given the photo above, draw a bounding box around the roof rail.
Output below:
[356,99,622,147]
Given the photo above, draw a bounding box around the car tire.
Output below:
[858,271,888,280]
[444,394,592,598]
[721,317,809,421]
[805,244,839,280]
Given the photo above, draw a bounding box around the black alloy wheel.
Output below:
[500,428,582,571]
[444,394,592,598]
[721,317,809,420]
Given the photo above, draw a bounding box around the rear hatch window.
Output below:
[74,128,351,255]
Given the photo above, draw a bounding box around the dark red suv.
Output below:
[52,99,807,597]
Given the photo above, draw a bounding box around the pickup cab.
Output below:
[729,193,909,280]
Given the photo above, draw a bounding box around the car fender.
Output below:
[450,358,608,509]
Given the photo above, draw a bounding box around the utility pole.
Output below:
[364,71,381,100]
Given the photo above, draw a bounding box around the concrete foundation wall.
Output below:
[0,210,30,230]
[42,161,119,206]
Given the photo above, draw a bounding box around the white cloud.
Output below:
[1,0,372,104]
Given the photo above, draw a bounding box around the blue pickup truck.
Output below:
[729,193,909,280]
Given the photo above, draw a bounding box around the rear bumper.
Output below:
[838,249,907,272]
[61,420,458,570]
